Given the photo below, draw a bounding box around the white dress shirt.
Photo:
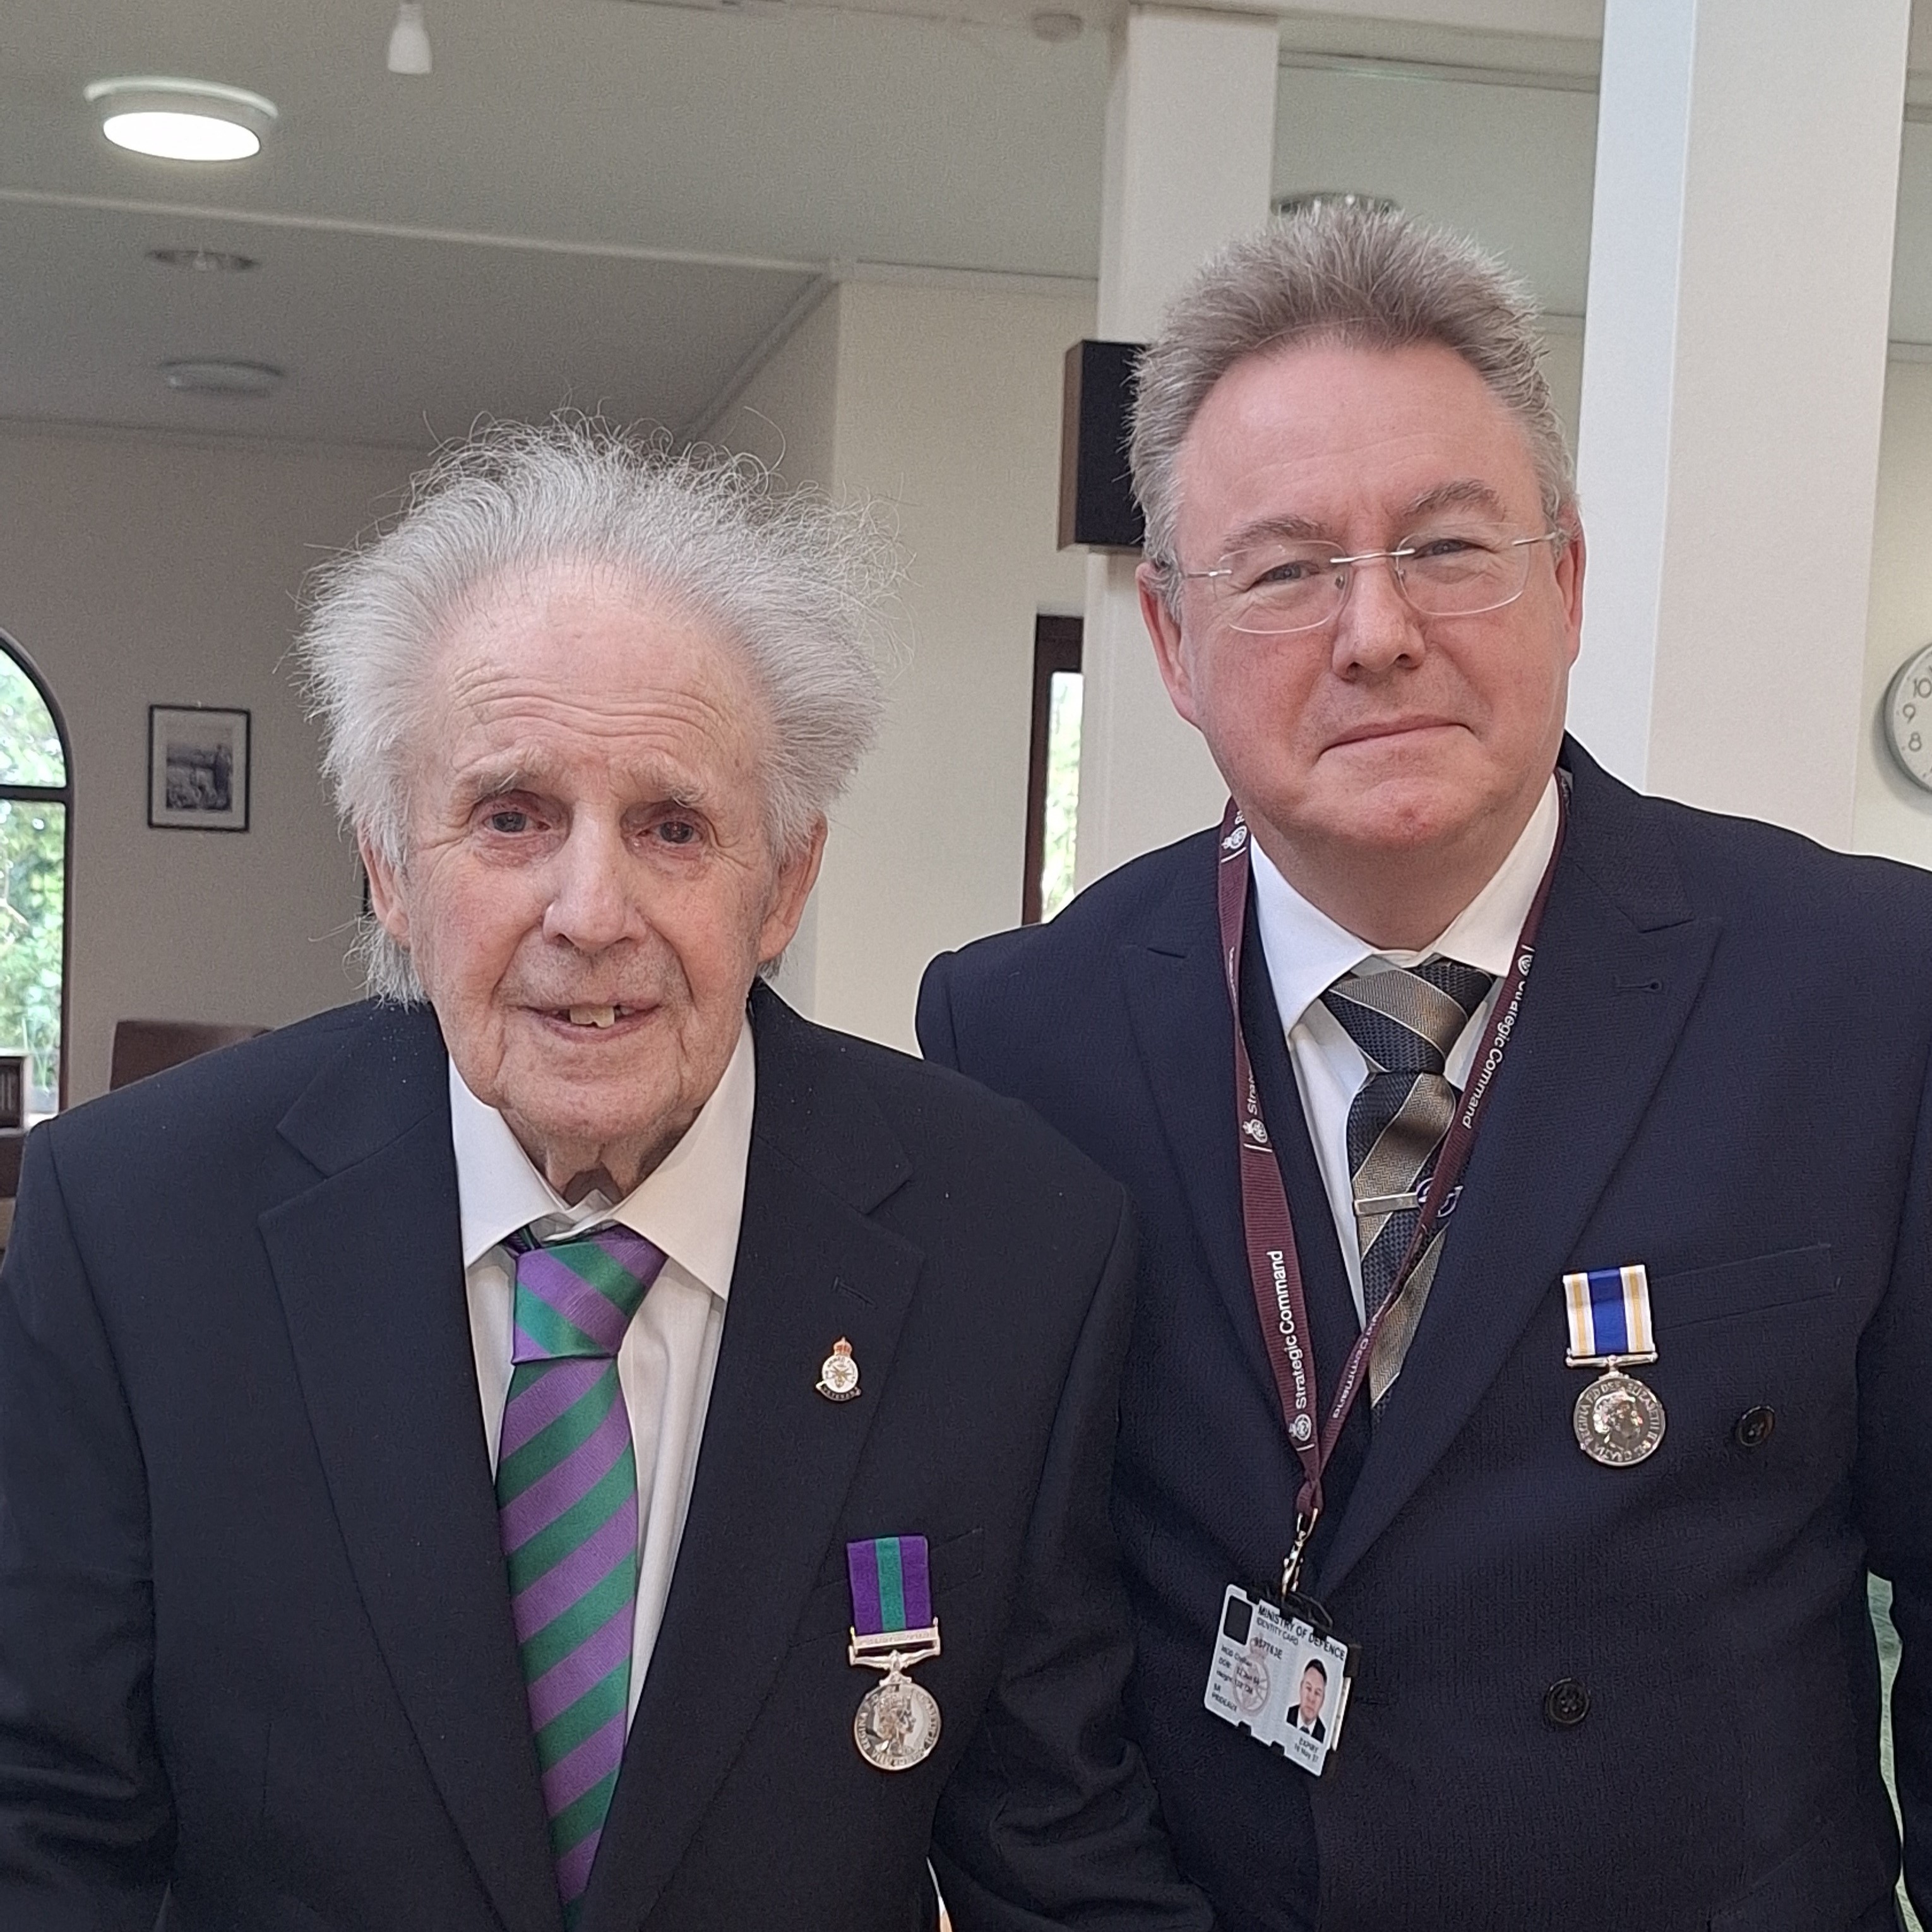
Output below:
[1249,778,1560,1323]
[449,1017,754,1722]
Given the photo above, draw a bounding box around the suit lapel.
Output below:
[580,990,922,1932]
[1119,844,1378,1558]
[1315,752,1721,1597]
[1118,848,1288,1405]
[260,1003,561,1932]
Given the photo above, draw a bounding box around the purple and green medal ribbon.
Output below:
[848,1534,933,1635]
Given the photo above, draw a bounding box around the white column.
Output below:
[1570,0,1910,848]
[1074,6,1280,886]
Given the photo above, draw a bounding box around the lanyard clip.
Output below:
[1280,1508,1320,1601]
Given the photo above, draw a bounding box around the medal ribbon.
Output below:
[1215,781,1568,1579]
[848,1535,933,1636]
[1563,1265,1656,1364]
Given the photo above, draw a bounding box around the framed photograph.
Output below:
[148,706,251,832]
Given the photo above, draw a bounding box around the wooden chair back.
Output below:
[109,1019,269,1092]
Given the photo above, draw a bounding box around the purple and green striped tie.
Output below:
[496,1224,665,1926]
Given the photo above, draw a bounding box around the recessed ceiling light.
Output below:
[146,247,259,273]
[159,359,285,398]
[85,78,278,162]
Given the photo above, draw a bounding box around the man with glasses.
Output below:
[919,206,1932,1930]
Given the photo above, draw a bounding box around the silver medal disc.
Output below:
[1573,1371,1667,1467]
[854,1676,941,1771]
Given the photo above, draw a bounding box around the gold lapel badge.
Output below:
[817,1337,861,1402]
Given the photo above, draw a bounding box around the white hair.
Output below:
[298,418,893,1001]
[1133,205,1575,600]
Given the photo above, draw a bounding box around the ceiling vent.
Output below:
[160,359,285,397]
[609,0,790,15]
[1272,191,1399,219]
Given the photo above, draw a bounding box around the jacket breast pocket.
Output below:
[1648,1243,1836,1332]
[788,1528,986,1651]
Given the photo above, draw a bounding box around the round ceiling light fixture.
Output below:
[159,359,285,398]
[85,78,278,162]
[146,247,259,273]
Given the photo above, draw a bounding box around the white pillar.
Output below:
[1570,0,1909,848]
[1074,6,1280,886]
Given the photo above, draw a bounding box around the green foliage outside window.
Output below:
[0,650,67,1112]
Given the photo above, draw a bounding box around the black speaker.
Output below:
[1058,338,1145,552]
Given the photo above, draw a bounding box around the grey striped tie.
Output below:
[1321,957,1494,1400]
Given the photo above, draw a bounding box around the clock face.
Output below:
[1887,644,1932,793]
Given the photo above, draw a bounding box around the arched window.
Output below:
[0,634,72,1120]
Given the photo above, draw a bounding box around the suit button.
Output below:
[1734,1406,1776,1448]
[1543,1679,1590,1729]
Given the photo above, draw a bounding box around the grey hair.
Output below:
[1131,205,1575,590]
[298,417,893,1001]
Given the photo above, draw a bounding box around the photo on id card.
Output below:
[1203,1583,1352,1775]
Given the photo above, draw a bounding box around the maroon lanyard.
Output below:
[1213,784,1567,1594]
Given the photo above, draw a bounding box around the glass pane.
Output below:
[0,652,64,788]
[1039,669,1083,922]
[0,798,64,1118]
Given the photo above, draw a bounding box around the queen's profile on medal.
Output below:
[855,1674,942,1771]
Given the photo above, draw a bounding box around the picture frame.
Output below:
[148,705,251,833]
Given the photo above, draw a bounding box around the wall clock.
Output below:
[1885,642,1932,793]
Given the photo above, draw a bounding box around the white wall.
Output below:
[0,424,418,1102]
[721,287,844,1013]
[720,285,841,491]
[817,279,1092,1049]
[1858,358,1932,870]
[1542,321,1584,450]
[720,277,1095,1049]
[1565,324,1932,871]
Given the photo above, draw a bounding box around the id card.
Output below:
[1202,1584,1355,1775]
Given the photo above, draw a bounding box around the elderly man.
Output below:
[0,424,1213,1932]
[920,208,1932,1930]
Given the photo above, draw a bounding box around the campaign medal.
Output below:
[847,1535,942,1771]
[817,1337,861,1402]
[1563,1265,1666,1466]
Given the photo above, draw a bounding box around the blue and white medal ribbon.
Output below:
[1561,1265,1666,1465]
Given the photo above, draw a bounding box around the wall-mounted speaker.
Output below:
[1058,338,1145,552]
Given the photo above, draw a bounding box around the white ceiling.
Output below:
[5,0,1932,448]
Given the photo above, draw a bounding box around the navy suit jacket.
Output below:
[0,986,1213,1932]
[918,740,1932,1932]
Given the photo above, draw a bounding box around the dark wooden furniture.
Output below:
[109,1020,268,1092]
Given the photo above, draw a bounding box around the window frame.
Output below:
[1022,613,1083,926]
[0,630,75,1112]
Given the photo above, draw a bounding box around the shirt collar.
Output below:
[1249,775,1561,1031]
[448,1013,756,1301]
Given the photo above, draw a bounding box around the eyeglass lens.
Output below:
[1214,528,1548,635]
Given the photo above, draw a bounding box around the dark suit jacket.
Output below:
[0,986,1213,1932]
[919,740,1932,1932]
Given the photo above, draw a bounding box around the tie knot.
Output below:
[510,1224,665,1364]
[1321,956,1496,1076]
